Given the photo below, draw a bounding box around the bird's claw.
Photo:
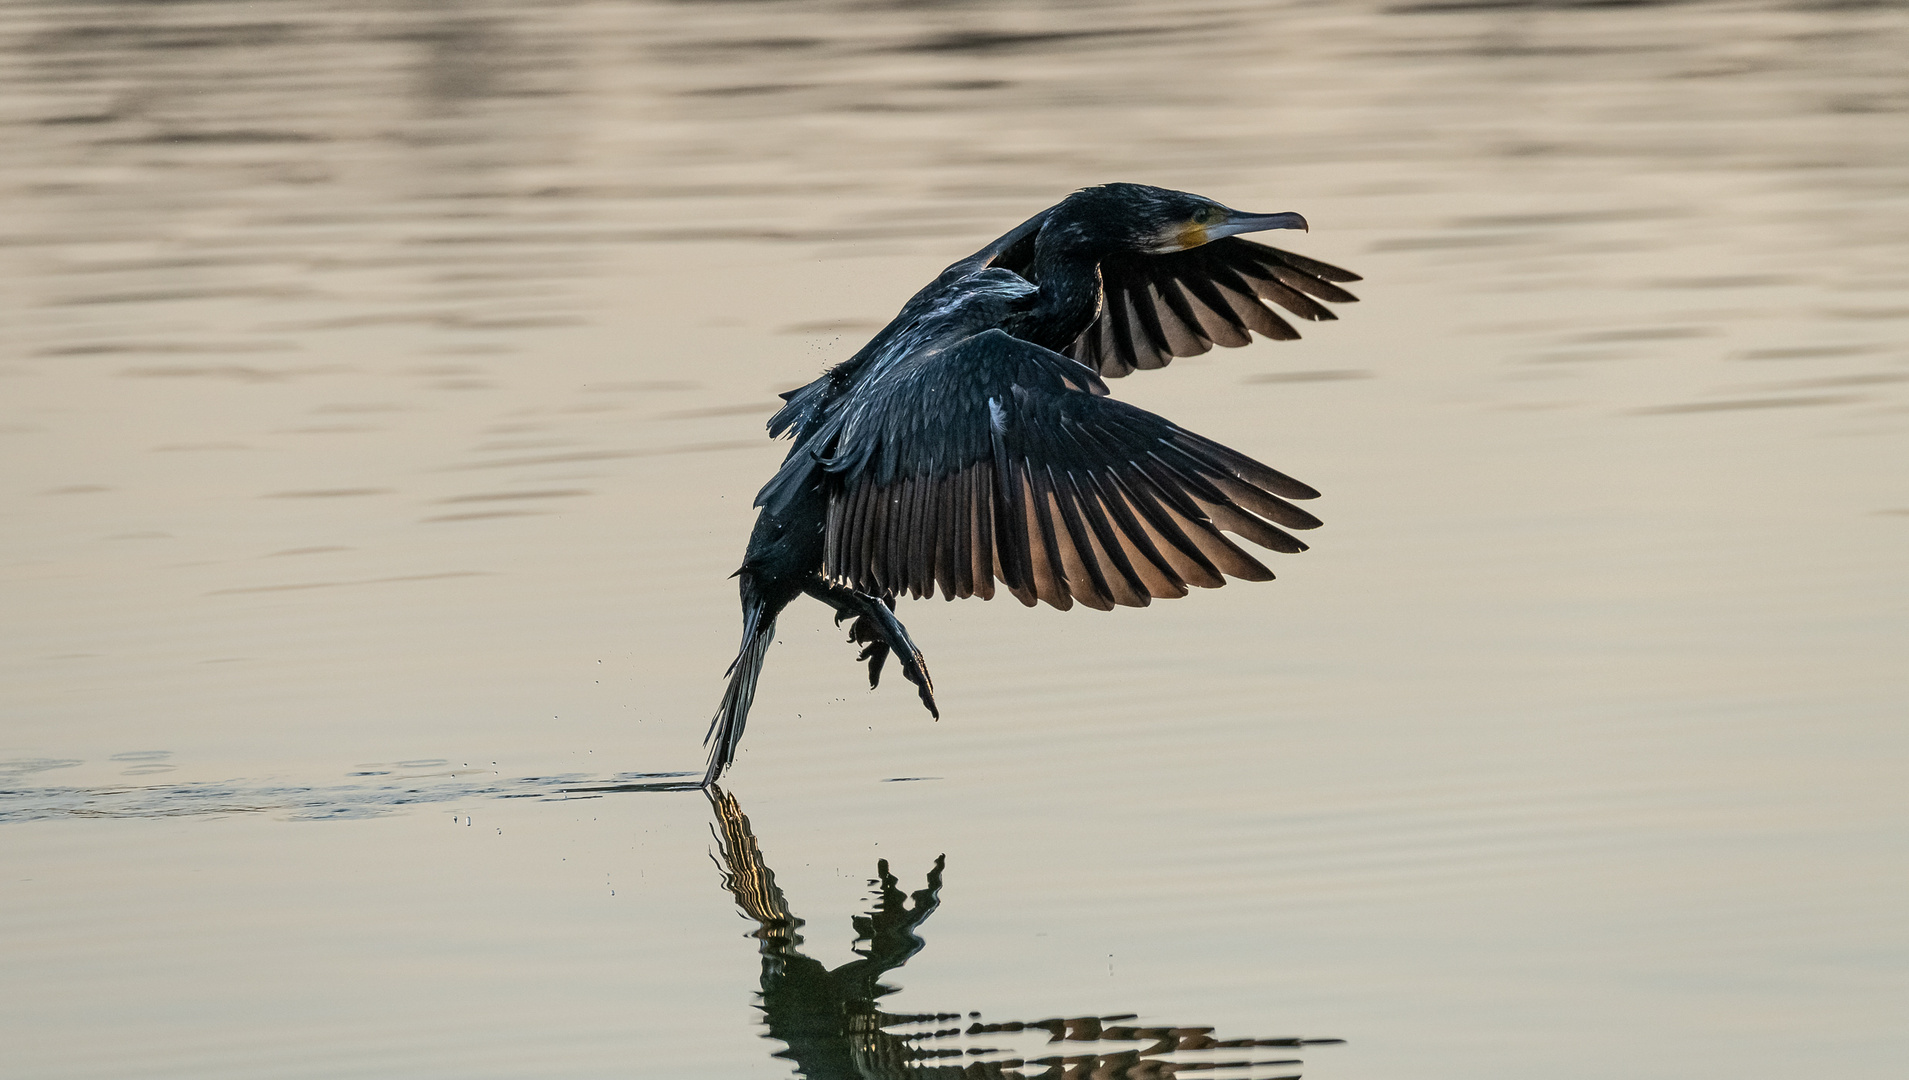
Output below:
[844,613,937,718]
[806,580,939,720]
[856,638,890,689]
[890,642,938,719]
[846,614,889,688]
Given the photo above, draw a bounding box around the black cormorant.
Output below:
[703,182,1361,785]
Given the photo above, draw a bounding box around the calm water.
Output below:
[3,1,1906,1077]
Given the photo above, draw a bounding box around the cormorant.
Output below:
[704,182,1361,785]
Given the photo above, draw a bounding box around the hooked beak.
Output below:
[1165,208,1311,253]
[1211,210,1309,238]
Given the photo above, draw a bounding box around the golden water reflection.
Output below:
[708,787,1341,1080]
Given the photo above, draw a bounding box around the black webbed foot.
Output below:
[808,580,938,719]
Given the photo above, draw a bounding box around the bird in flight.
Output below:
[703,182,1360,785]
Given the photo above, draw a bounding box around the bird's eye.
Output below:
[1192,207,1220,225]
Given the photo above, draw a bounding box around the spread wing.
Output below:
[815,329,1320,612]
[934,206,1361,379]
[1065,239,1361,378]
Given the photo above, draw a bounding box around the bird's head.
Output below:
[1051,183,1309,257]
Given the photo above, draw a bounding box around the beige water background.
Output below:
[3,1,1906,1077]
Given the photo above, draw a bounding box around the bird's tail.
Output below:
[702,598,777,787]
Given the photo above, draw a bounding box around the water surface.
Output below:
[3,2,1906,1078]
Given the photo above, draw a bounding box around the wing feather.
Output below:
[817,329,1318,610]
[1044,417,1147,606]
[1109,465,1226,589]
[900,475,924,598]
[1097,303,1130,378]
[1148,279,1215,358]
[1064,422,1189,600]
[1234,273,1329,325]
[1070,238,1360,378]
[1107,286,1149,374]
[970,464,995,601]
[1177,272,1255,348]
[1020,463,1068,609]
[1203,262,1292,340]
[933,474,958,601]
[1080,464,1185,600]
[1066,470,1149,608]
[990,423,1036,605]
[838,477,866,588]
[1192,494,1307,555]
[866,483,889,592]
[1205,472,1321,531]
[1262,261,1361,305]
[1047,465,1117,611]
[913,473,936,598]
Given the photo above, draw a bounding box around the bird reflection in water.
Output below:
[706,786,1341,1079]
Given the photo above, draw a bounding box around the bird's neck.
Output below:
[1013,243,1105,351]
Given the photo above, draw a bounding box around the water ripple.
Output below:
[0,770,702,822]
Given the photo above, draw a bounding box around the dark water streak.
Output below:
[0,768,702,822]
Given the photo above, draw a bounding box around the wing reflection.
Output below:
[706,786,1340,1079]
